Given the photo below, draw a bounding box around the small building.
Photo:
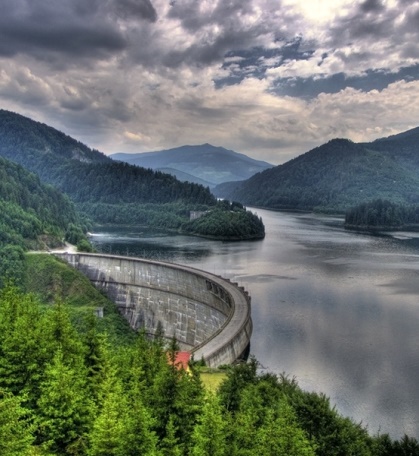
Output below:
[168,351,191,372]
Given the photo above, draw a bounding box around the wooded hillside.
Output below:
[214,127,419,213]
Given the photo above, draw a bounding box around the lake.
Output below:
[89,208,419,439]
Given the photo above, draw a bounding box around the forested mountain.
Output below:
[0,156,85,247]
[214,127,419,212]
[111,143,273,187]
[0,110,264,240]
[0,156,91,285]
[0,110,210,205]
[0,109,108,168]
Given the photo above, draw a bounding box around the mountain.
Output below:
[213,127,419,212]
[0,154,91,285]
[0,109,109,171]
[153,167,214,188]
[0,155,85,248]
[0,110,264,240]
[0,110,215,206]
[111,144,273,187]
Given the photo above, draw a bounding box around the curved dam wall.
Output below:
[55,253,252,367]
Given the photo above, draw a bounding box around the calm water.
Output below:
[90,208,419,439]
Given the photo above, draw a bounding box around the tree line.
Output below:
[345,199,419,229]
[0,279,418,455]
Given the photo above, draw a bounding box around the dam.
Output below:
[55,252,252,367]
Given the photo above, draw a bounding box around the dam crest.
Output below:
[55,253,252,367]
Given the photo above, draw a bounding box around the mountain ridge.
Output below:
[213,128,419,212]
[111,143,273,187]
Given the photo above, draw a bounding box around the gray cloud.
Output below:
[110,0,157,21]
[327,0,418,52]
[0,0,419,165]
[0,0,156,62]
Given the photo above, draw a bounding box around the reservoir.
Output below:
[89,208,419,439]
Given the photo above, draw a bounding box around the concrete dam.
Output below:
[55,253,252,367]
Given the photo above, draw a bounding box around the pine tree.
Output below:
[0,391,34,455]
[190,393,227,456]
[159,415,182,456]
[255,402,316,456]
[36,347,93,455]
[0,285,50,404]
[88,358,159,456]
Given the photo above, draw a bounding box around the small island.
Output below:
[182,200,265,240]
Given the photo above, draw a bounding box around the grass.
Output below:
[199,368,228,392]
[24,253,136,346]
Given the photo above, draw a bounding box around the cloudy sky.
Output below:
[1,0,418,164]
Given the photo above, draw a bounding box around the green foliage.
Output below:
[36,348,93,455]
[0,156,91,257]
[254,402,316,456]
[345,199,419,229]
[182,201,265,240]
[0,391,35,455]
[190,393,227,456]
[0,285,50,402]
[0,244,25,288]
[215,136,419,213]
[77,202,192,231]
[0,282,418,455]
[218,357,259,413]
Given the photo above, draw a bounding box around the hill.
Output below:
[111,143,273,187]
[0,110,264,240]
[0,155,91,285]
[214,128,419,212]
[153,167,214,187]
[0,156,86,248]
[0,110,211,205]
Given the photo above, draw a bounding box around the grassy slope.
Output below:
[24,254,135,346]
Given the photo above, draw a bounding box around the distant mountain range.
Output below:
[111,144,274,187]
[214,127,419,213]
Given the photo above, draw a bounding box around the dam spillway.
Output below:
[55,252,252,367]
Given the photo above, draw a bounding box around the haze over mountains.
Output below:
[111,144,273,188]
[214,126,419,213]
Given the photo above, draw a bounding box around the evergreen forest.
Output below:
[345,199,419,229]
[1,253,418,456]
[0,156,92,286]
[214,128,419,213]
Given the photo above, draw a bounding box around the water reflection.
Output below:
[90,209,419,439]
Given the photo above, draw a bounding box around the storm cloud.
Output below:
[0,0,418,164]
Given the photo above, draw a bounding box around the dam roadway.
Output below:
[55,252,252,367]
